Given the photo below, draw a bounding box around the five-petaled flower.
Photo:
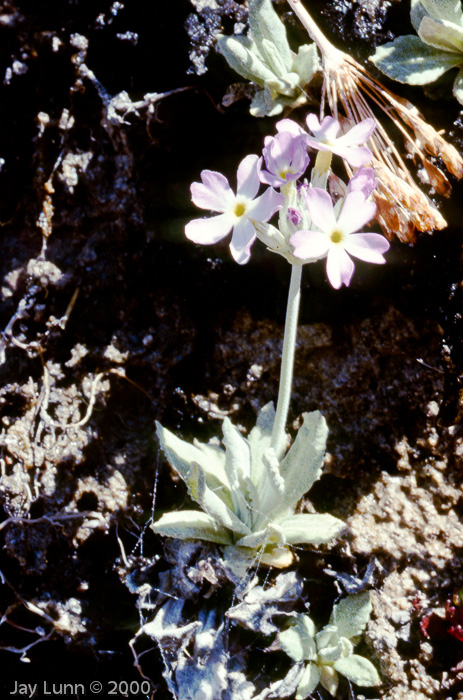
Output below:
[278,115,375,168]
[290,188,390,289]
[260,131,310,188]
[185,154,283,264]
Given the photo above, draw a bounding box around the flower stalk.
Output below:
[271,261,303,460]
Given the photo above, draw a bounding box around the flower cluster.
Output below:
[186,113,390,289]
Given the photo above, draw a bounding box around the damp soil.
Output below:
[1,1,463,699]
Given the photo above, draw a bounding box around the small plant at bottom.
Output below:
[276,591,380,698]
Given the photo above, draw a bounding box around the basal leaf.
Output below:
[329,591,372,640]
[418,15,463,53]
[420,0,463,26]
[370,35,463,84]
[274,411,328,517]
[318,666,339,696]
[151,510,233,545]
[278,513,347,546]
[216,34,276,86]
[295,663,320,700]
[248,401,275,488]
[411,0,429,33]
[292,43,320,85]
[248,0,293,71]
[279,614,317,662]
[333,654,381,686]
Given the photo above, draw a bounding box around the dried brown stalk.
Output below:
[286,0,463,242]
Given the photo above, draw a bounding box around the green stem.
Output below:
[271,263,303,460]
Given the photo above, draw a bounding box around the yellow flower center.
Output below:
[234,202,246,217]
[330,229,343,244]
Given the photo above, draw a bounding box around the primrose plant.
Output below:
[152,111,389,578]
[371,0,463,104]
[277,591,380,698]
[217,0,319,116]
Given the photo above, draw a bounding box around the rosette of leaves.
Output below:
[277,592,381,698]
[152,403,346,568]
[371,0,463,104]
[216,0,319,116]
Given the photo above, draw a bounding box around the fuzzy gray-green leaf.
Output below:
[418,15,463,52]
[329,591,372,640]
[333,654,381,686]
[278,513,347,546]
[275,411,328,517]
[292,43,320,85]
[248,0,292,71]
[248,402,275,486]
[295,663,321,700]
[421,0,463,25]
[216,34,276,86]
[370,34,463,84]
[279,614,317,662]
[249,85,279,116]
[151,510,233,545]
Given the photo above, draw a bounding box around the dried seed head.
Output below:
[285,0,463,243]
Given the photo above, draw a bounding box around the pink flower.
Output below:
[290,188,389,289]
[260,131,310,188]
[277,115,375,168]
[185,155,283,264]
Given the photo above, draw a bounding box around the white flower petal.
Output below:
[185,213,234,245]
[337,191,376,234]
[306,114,340,141]
[230,219,256,264]
[334,144,373,168]
[304,188,337,232]
[326,247,354,289]
[344,233,389,263]
[290,230,330,261]
[335,118,376,148]
[276,118,307,137]
[237,154,261,199]
[191,170,235,211]
[249,186,284,221]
